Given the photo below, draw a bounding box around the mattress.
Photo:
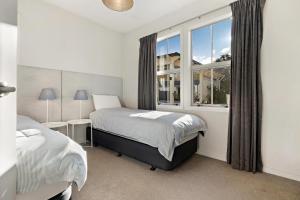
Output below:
[16,115,87,194]
[90,108,207,161]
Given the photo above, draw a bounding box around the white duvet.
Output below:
[90,108,208,161]
[16,115,87,193]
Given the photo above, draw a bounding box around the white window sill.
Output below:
[157,104,229,113]
[185,106,229,113]
[157,104,183,111]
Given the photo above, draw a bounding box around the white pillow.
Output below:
[92,95,121,110]
[16,131,26,138]
[21,129,41,137]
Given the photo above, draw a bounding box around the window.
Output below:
[156,35,181,106]
[191,18,232,106]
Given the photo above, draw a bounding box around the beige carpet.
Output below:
[73,147,300,200]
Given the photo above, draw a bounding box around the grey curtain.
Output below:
[227,0,265,172]
[138,33,157,110]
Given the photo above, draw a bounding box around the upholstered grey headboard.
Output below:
[17,65,123,122]
[17,66,62,122]
[61,70,123,121]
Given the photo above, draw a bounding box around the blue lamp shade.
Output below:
[74,90,88,100]
[39,88,57,100]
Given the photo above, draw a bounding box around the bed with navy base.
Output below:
[88,95,207,170]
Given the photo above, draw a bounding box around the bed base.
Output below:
[87,127,199,170]
[48,185,72,200]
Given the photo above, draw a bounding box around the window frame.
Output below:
[189,17,232,108]
[156,31,184,109]
[153,7,232,112]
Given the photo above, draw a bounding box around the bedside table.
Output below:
[67,119,93,148]
[42,121,69,136]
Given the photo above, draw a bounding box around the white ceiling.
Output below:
[43,0,200,33]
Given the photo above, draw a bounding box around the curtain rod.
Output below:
[147,4,231,37]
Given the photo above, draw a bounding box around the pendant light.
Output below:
[102,0,134,12]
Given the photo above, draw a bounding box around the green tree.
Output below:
[207,68,230,105]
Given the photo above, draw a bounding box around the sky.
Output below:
[157,18,232,64]
[157,35,180,56]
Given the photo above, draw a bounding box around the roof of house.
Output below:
[157,52,180,58]
[157,52,201,65]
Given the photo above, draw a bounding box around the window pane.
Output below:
[168,35,180,54]
[156,34,181,106]
[157,35,181,71]
[157,39,168,56]
[193,69,212,105]
[191,18,232,107]
[212,68,230,105]
[213,19,232,63]
[168,35,181,69]
[157,40,168,71]
[157,73,180,105]
[191,26,212,65]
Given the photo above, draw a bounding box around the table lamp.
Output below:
[74,90,88,119]
[39,88,57,123]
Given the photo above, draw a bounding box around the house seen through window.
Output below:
[156,35,181,106]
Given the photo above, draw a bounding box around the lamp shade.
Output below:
[74,90,88,100]
[39,88,57,100]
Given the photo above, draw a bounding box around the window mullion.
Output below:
[210,25,214,105]
[211,69,213,105]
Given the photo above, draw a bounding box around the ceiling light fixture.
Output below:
[102,0,134,12]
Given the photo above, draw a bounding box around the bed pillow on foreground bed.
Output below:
[16,115,87,194]
[19,129,41,137]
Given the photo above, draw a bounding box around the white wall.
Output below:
[122,0,300,181]
[261,0,300,181]
[18,0,123,78]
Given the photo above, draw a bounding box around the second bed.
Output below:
[89,95,208,170]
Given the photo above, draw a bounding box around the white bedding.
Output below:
[16,115,87,193]
[90,108,207,161]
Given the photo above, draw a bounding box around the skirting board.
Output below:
[196,151,226,162]
[196,151,300,182]
[263,166,300,182]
